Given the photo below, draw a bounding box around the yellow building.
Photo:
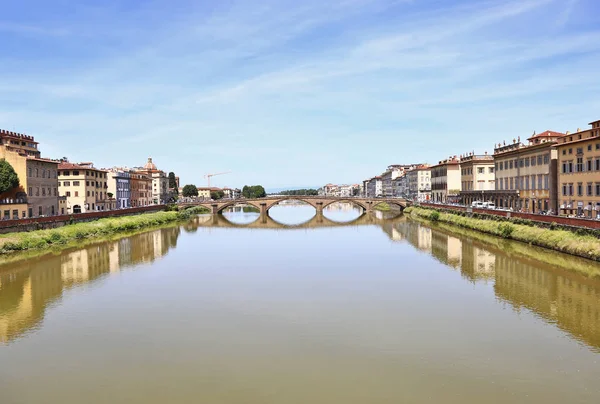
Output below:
[58,161,110,213]
[556,119,600,217]
[459,152,495,205]
[492,131,564,213]
[1,129,58,218]
[430,156,461,203]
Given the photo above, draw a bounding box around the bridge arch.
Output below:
[321,199,368,212]
[371,200,407,211]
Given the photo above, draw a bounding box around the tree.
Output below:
[107,192,114,199]
[279,189,319,196]
[182,184,198,197]
[0,159,20,194]
[210,190,225,200]
[242,185,266,199]
[168,172,178,189]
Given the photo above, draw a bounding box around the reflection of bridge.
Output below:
[191,211,406,230]
[180,196,410,215]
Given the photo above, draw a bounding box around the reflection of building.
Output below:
[0,226,181,344]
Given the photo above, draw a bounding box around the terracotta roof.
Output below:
[58,162,106,171]
[143,157,158,171]
[527,130,565,141]
[27,157,58,164]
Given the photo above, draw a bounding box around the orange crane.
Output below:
[204,171,231,187]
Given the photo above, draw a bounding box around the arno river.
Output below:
[1,203,599,403]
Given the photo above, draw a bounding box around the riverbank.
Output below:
[405,206,600,262]
[0,206,209,255]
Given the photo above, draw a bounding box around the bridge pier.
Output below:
[260,203,267,216]
[211,204,220,215]
[315,202,324,215]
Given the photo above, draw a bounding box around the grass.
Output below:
[0,206,210,254]
[405,206,600,262]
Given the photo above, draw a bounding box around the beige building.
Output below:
[135,158,169,205]
[1,129,58,218]
[431,157,461,203]
[556,119,600,217]
[407,165,431,202]
[459,153,495,205]
[493,131,563,213]
[58,162,111,214]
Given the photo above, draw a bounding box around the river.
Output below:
[1,203,599,403]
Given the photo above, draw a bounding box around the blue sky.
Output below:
[1,0,599,189]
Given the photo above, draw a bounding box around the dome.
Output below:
[144,157,157,170]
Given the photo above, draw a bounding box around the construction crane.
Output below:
[204,171,231,187]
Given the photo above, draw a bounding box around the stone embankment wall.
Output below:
[0,205,166,234]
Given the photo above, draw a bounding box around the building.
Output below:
[458,152,495,206]
[366,177,383,197]
[407,165,431,202]
[492,131,564,213]
[107,169,131,209]
[556,119,600,217]
[1,129,58,218]
[130,172,152,207]
[431,156,461,203]
[58,162,110,213]
[135,158,169,205]
[222,188,241,199]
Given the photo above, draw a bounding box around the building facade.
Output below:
[407,165,431,202]
[431,157,461,203]
[107,169,131,209]
[135,158,169,205]
[492,131,563,213]
[1,130,58,218]
[58,162,110,214]
[556,119,600,217]
[130,172,152,207]
[459,153,495,205]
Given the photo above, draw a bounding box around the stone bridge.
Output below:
[179,196,410,215]
[188,210,406,230]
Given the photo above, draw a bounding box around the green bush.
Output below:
[498,223,515,239]
[430,211,440,222]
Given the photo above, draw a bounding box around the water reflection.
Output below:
[0,227,180,344]
[392,220,600,350]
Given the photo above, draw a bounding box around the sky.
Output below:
[1,0,599,189]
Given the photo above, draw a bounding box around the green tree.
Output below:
[210,190,225,200]
[182,184,198,197]
[242,185,266,198]
[168,172,177,189]
[279,189,319,196]
[0,159,20,194]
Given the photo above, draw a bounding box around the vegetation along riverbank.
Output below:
[0,206,209,254]
[404,206,600,262]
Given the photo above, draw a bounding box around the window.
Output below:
[39,206,43,216]
[66,191,71,197]
[489,167,494,173]
[596,158,600,171]
[28,187,32,196]
[569,183,573,196]
[28,167,32,177]
[86,181,89,186]
[588,145,592,151]
[562,149,566,155]
[505,178,508,189]
[531,156,536,166]
[569,148,573,154]
[87,191,90,197]
[509,160,514,169]
[544,154,549,164]
[562,162,568,173]
[544,175,549,190]
[531,175,536,190]
[525,177,529,190]
[568,161,573,173]
[42,169,46,178]
[537,155,543,165]
[525,158,530,167]
[587,160,593,172]
[63,181,70,186]
[73,171,79,176]
[577,147,583,154]
[587,183,593,196]
[478,167,484,174]
[596,183,600,196]
[538,175,542,190]
[577,183,583,196]
[562,184,567,196]
[576,157,583,172]
[54,188,57,196]
[36,187,39,196]
[75,191,79,197]
[35,168,39,177]
[597,143,600,150]
[63,171,70,176]
[519,159,524,168]
[73,181,80,186]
